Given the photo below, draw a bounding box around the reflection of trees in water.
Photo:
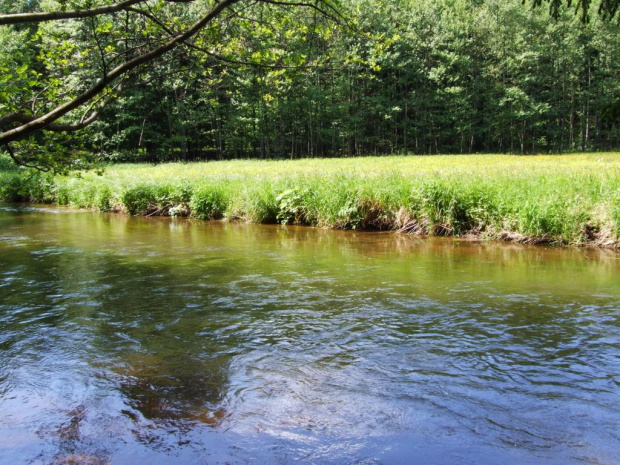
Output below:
[4,209,619,462]
[38,405,110,465]
[113,352,229,438]
[32,350,231,463]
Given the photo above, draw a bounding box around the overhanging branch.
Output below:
[0,0,147,26]
[0,0,241,146]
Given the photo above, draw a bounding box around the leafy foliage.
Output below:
[84,0,620,161]
[0,0,620,171]
[2,154,619,246]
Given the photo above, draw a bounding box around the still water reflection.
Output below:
[0,204,619,464]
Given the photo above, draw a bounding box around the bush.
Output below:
[190,185,229,220]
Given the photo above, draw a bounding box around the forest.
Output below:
[1,0,620,170]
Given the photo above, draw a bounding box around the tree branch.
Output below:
[527,0,619,21]
[0,0,241,145]
[126,6,177,36]
[47,79,126,131]
[258,0,344,25]
[0,0,147,26]
[184,40,338,70]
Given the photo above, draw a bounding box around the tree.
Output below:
[1,0,619,171]
[0,0,342,170]
[532,0,618,22]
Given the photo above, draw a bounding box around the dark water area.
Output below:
[0,204,619,464]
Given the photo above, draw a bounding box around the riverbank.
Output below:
[1,154,619,248]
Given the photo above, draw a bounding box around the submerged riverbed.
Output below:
[0,204,619,464]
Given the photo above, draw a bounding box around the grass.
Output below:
[1,153,620,248]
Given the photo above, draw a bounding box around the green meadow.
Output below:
[2,153,620,248]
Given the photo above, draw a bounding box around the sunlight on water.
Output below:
[0,204,619,464]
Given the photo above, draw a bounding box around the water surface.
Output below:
[0,204,619,464]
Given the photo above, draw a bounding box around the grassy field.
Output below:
[1,153,620,247]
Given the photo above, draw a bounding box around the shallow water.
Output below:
[0,204,619,464]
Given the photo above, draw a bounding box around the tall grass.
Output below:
[1,153,619,247]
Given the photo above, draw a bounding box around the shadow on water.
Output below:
[0,204,619,464]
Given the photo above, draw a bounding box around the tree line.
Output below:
[1,0,620,169]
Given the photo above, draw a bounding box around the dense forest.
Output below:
[2,0,620,166]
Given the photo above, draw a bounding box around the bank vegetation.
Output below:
[1,153,619,249]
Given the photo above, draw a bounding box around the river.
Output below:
[0,204,619,464]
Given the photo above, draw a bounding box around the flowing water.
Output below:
[0,204,619,464]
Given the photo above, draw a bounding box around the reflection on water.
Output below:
[0,204,619,464]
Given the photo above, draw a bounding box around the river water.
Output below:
[0,204,618,464]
